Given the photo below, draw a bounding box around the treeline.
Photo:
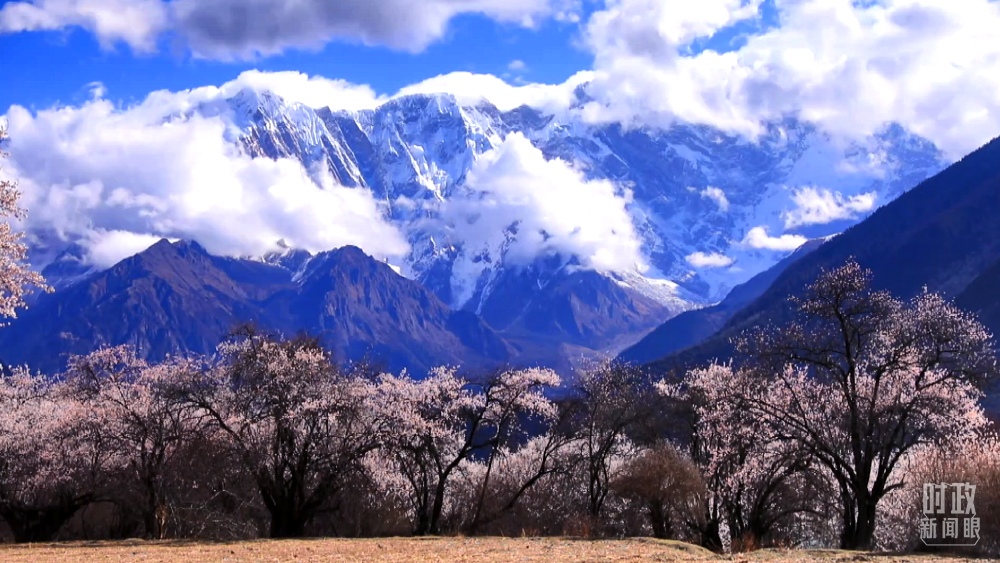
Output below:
[0,261,998,554]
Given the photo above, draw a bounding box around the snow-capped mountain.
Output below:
[196,87,945,313]
[20,87,949,373]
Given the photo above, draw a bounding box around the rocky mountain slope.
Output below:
[617,237,827,366]
[644,135,1000,374]
[20,87,950,373]
[0,240,510,375]
[188,88,945,309]
[957,256,1000,336]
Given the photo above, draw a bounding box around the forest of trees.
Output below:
[0,263,994,552]
[1,128,999,553]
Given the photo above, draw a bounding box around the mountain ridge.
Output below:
[642,135,1000,375]
[177,88,945,313]
[0,240,509,375]
[20,87,953,374]
[617,237,828,366]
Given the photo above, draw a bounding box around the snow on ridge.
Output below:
[189,87,948,312]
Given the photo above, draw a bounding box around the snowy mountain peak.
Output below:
[229,87,287,116]
[180,86,946,313]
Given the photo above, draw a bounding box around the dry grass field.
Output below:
[0,537,987,563]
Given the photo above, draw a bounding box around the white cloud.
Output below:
[84,230,164,268]
[782,187,877,229]
[2,94,409,268]
[118,70,383,119]
[454,132,643,271]
[219,70,384,111]
[685,251,734,268]
[394,71,593,113]
[0,0,166,51]
[587,0,762,57]
[438,132,644,304]
[579,0,1000,157]
[743,226,807,251]
[85,81,107,100]
[580,0,765,132]
[508,60,528,72]
[171,0,580,59]
[700,186,729,212]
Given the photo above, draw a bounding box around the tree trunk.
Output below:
[142,484,167,539]
[840,494,877,550]
[413,508,431,536]
[268,507,308,538]
[588,467,606,520]
[648,500,671,539]
[467,446,498,535]
[700,515,724,553]
[142,507,158,540]
[427,479,448,535]
[266,493,312,538]
[411,480,434,536]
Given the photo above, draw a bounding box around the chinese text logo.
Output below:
[920,482,980,547]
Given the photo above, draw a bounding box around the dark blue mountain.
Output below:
[0,240,511,375]
[617,238,826,366]
[645,135,1000,374]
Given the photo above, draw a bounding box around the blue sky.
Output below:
[0,5,590,111]
[0,0,780,113]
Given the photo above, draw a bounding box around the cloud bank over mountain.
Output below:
[4,1,999,155]
[0,81,644,277]
[577,0,1000,157]
[0,76,946,304]
[435,132,645,306]
[1,96,409,268]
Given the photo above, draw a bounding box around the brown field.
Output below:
[0,537,987,563]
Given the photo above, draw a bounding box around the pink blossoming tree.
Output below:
[374,366,560,535]
[65,346,203,538]
[0,126,48,322]
[174,327,390,538]
[721,260,997,550]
